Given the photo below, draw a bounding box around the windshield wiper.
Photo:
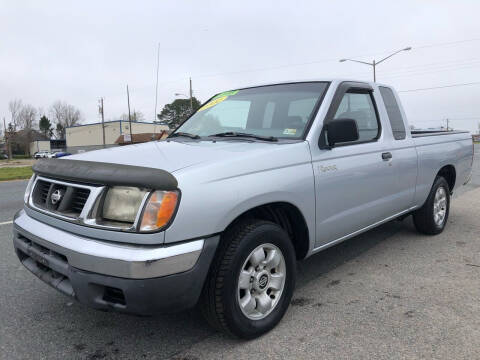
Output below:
[169,132,201,139]
[209,132,278,142]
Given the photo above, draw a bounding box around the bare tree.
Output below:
[14,104,38,155]
[8,99,23,131]
[49,101,83,131]
[18,104,37,130]
[119,110,145,122]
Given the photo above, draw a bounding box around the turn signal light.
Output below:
[139,191,179,232]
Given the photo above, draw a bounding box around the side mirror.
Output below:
[326,118,359,147]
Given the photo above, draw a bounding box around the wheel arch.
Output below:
[437,164,456,193]
[221,201,310,260]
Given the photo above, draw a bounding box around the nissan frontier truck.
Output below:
[13,79,474,338]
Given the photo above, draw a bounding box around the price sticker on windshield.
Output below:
[198,96,228,111]
[198,90,239,111]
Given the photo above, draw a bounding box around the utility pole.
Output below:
[127,85,133,143]
[99,98,106,148]
[189,77,193,111]
[3,117,11,160]
[446,118,449,131]
[154,43,160,123]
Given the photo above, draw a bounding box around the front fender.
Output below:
[164,162,316,247]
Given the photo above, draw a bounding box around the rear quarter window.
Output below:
[379,86,406,140]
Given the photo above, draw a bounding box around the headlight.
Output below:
[139,190,179,232]
[102,186,148,223]
[24,175,36,204]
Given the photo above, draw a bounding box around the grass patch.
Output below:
[0,166,33,181]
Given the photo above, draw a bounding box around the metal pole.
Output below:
[154,43,160,122]
[127,85,133,143]
[100,98,106,148]
[189,77,193,111]
[3,117,11,160]
[340,47,411,82]
[446,118,449,131]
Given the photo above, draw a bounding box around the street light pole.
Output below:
[175,78,194,112]
[154,43,160,122]
[189,77,193,111]
[339,47,412,82]
[99,97,105,148]
[373,59,376,82]
[175,92,192,112]
[127,85,133,143]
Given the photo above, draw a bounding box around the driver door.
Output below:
[311,82,398,248]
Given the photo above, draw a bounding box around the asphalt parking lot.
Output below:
[1,145,479,360]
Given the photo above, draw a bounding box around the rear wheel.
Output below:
[200,219,296,339]
[413,176,450,235]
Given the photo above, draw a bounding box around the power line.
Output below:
[414,38,480,50]
[158,37,480,84]
[380,59,480,76]
[398,81,480,93]
[341,59,480,81]
[317,56,480,82]
[100,37,480,104]
[380,62,480,80]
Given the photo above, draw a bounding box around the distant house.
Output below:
[29,139,67,154]
[30,140,51,154]
[66,120,169,153]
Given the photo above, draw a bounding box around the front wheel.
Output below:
[413,176,450,235]
[200,220,296,339]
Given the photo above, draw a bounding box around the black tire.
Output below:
[200,219,296,339]
[413,176,450,235]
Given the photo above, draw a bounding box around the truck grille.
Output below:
[32,178,92,218]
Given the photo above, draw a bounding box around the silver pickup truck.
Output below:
[13,79,474,338]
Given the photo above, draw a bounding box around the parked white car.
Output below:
[33,151,50,159]
[46,152,59,158]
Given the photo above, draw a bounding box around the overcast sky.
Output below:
[1,0,480,133]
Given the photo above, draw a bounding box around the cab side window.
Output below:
[333,92,380,143]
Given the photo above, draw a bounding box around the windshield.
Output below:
[174,82,329,139]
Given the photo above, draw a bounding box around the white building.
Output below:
[66,120,169,153]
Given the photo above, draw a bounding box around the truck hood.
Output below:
[67,140,293,174]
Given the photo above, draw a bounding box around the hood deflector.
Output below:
[32,159,178,190]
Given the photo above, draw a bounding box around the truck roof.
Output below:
[229,78,392,91]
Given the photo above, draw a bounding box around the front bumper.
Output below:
[13,210,219,314]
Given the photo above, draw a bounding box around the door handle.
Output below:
[382,152,392,161]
